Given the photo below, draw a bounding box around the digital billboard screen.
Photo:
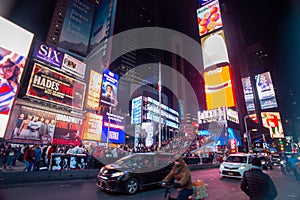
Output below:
[26,63,86,110]
[58,0,94,56]
[197,0,223,37]
[100,68,119,107]
[261,112,284,139]
[131,96,143,124]
[201,29,229,70]
[204,65,236,110]
[83,112,103,141]
[101,110,125,144]
[86,70,102,110]
[0,16,34,138]
[255,72,278,110]
[242,77,255,112]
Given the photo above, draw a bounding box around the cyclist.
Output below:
[162,155,193,200]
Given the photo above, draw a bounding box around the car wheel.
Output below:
[125,178,140,194]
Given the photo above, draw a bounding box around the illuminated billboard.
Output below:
[255,72,278,110]
[131,96,143,124]
[86,70,102,110]
[101,110,125,144]
[204,65,236,110]
[58,0,94,56]
[261,112,284,138]
[83,112,103,141]
[100,68,119,107]
[0,16,34,138]
[26,63,86,110]
[241,77,255,112]
[62,54,86,79]
[197,0,223,37]
[201,29,229,70]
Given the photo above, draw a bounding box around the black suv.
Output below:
[259,156,273,170]
[96,152,175,194]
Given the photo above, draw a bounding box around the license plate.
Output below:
[228,172,233,176]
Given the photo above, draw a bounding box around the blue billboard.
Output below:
[101,110,125,144]
[131,96,143,124]
[100,68,119,107]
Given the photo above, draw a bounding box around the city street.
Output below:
[1,166,299,200]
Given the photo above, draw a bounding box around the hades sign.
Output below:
[26,63,86,110]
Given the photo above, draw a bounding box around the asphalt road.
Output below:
[0,166,299,200]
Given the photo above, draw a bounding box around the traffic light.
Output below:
[279,139,284,151]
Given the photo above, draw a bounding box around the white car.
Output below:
[219,153,255,179]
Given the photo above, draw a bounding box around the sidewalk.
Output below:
[0,160,26,172]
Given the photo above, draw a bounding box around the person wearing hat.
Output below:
[162,155,193,200]
[240,157,277,200]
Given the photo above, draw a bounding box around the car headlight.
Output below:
[111,171,126,177]
[280,160,284,164]
[220,164,224,169]
[98,167,105,175]
[240,165,247,169]
[261,161,266,165]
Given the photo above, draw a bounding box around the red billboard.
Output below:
[261,112,284,139]
[26,63,86,110]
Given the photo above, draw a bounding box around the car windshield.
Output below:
[225,156,247,163]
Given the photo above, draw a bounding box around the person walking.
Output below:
[240,157,277,200]
[23,145,36,172]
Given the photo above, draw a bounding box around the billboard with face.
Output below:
[261,112,284,139]
[255,72,278,110]
[204,65,236,110]
[26,63,86,110]
[100,68,118,107]
[0,17,34,138]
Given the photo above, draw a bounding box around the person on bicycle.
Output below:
[162,155,193,200]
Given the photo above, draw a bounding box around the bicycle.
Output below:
[161,181,208,200]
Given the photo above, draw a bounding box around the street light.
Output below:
[243,115,252,153]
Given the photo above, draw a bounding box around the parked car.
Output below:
[96,152,175,194]
[219,153,255,179]
[258,156,273,170]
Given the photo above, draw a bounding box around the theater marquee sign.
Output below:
[26,63,86,110]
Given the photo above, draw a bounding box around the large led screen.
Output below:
[242,77,255,112]
[58,0,94,56]
[204,65,236,110]
[0,17,34,138]
[86,70,102,110]
[201,30,229,70]
[255,72,278,110]
[100,68,119,107]
[101,110,125,144]
[197,0,223,37]
[83,112,103,141]
[10,106,56,145]
[261,112,284,138]
[26,63,86,110]
[131,96,143,124]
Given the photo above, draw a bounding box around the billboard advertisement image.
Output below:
[83,112,103,141]
[255,72,278,110]
[26,63,86,110]
[10,106,56,145]
[101,110,125,144]
[62,53,86,79]
[86,70,102,110]
[201,30,229,70]
[58,0,94,56]
[0,16,34,138]
[131,96,143,124]
[52,113,83,146]
[197,0,223,37]
[204,65,236,110]
[261,112,284,139]
[100,68,119,107]
[242,77,255,112]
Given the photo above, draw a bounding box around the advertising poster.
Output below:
[131,96,142,124]
[142,122,154,147]
[86,70,102,110]
[83,112,103,141]
[58,0,94,56]
[197,0,223,37]
[255,72,278,110]
[204,65,236,110]
[101,110,125,144]
[62,54,86,79]
[261,112,284,139]
[0,16,34,138]
[198,0,215,8]
[228,139,237,154]
[50,153,86,170]
[100,68,119,107]
[201,29,229,70]
[52,113,83,146]
[33,41,64,68]
[241,77,255,112]
[11,106,56,145]
[26,63,86,110]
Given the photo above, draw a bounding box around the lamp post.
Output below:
[244,115,252,153]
